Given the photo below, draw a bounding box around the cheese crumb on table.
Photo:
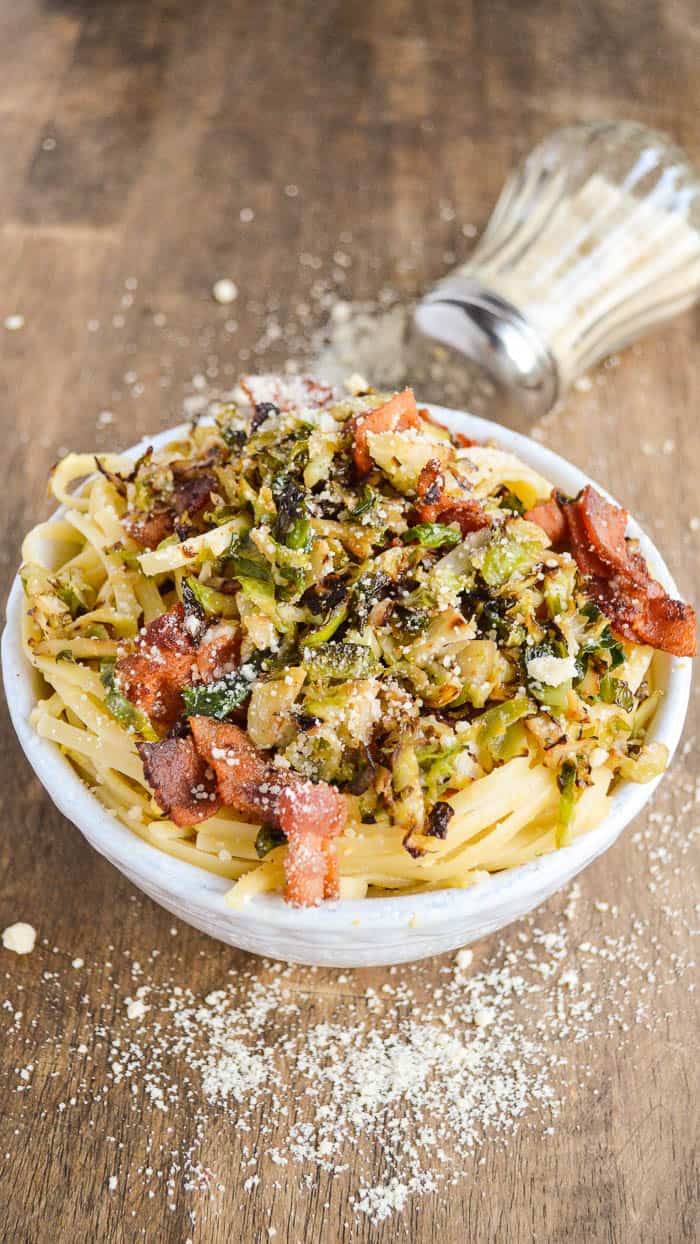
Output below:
[212,279,238,304]
[2,922,37,955]
[0,851,692,1229]
[125,997,149,1020]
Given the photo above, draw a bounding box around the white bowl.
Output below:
[2,406,692,966]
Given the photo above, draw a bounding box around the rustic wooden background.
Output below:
[1,2,698,1242]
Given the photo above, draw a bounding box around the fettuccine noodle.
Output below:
[19,379,675,907]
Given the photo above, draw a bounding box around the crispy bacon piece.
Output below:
[137,737,220,827]
[188,717,348,906]
[567,485,630,574]
[426,499,490,536]
[195,622,241,683]
[276,780,347,838]
[123,483,216,550]
[116,605,196,728]
[171,471,217,519]
[415,457,490,534]
[277,781,347,907]
[589,572,697,656]
[123,452,220,548]
[561,497,610,578]
[136,603,196,655]
[351,388,422,475]
[417,458,445,508]
[189,717,278,820]
[566,488,695,655]
[282,836,340,907]
[632,592,697,654]
[582,575,641,643]
[240,374,339,413]
[123,506,175,550]
[528,485,696,657]
[524,493,568,546]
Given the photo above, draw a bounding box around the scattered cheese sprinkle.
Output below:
[0,838,693,1228]
[125,997,148,1020]
[212,278,238,304]
[2,922,37,955]
[344,372,369,395]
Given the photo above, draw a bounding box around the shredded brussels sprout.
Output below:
[24,384,671,858]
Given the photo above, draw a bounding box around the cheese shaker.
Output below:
[413,120,700,425]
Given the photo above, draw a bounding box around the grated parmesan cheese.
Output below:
[212,278,238,305]
[2,922,37,955]
[0,841,694,1228]
[526,653,578,686]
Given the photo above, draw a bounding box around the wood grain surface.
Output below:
[1,2,698,1242]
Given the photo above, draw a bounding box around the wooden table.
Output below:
[1,3,698,1241]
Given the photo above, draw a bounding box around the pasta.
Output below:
[19,376,694,908]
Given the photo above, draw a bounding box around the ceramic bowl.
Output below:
[2,405,692,965]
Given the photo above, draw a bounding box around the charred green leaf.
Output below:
[254,824,287,858]
[426,801,455,839]
[182,662,260,720]
[401,522,461,550]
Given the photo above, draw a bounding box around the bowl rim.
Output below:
[1,402,693,935]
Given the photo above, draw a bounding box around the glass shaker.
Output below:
[413,120,700,427]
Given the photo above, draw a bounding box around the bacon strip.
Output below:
[277,782,346,906]
[572,485,629,573]
[416,458,444,508]
[124,507,174,550]
[425,499,490,537]
[524,493,567,546]
[189,717,276,820]
[123,451,221,549]
[115,605,196,729]
[188,717,348,906]
[351,388,422,476]
[195,622,241,683]
[171,470,217,520]
[415,457,490,535]
[124,480,216,549]
[566,488,695,655]
[137,737,221,826]
[526,485,696,657]
[633,592,697,654]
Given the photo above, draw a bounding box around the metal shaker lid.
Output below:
[413,277,560,423]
